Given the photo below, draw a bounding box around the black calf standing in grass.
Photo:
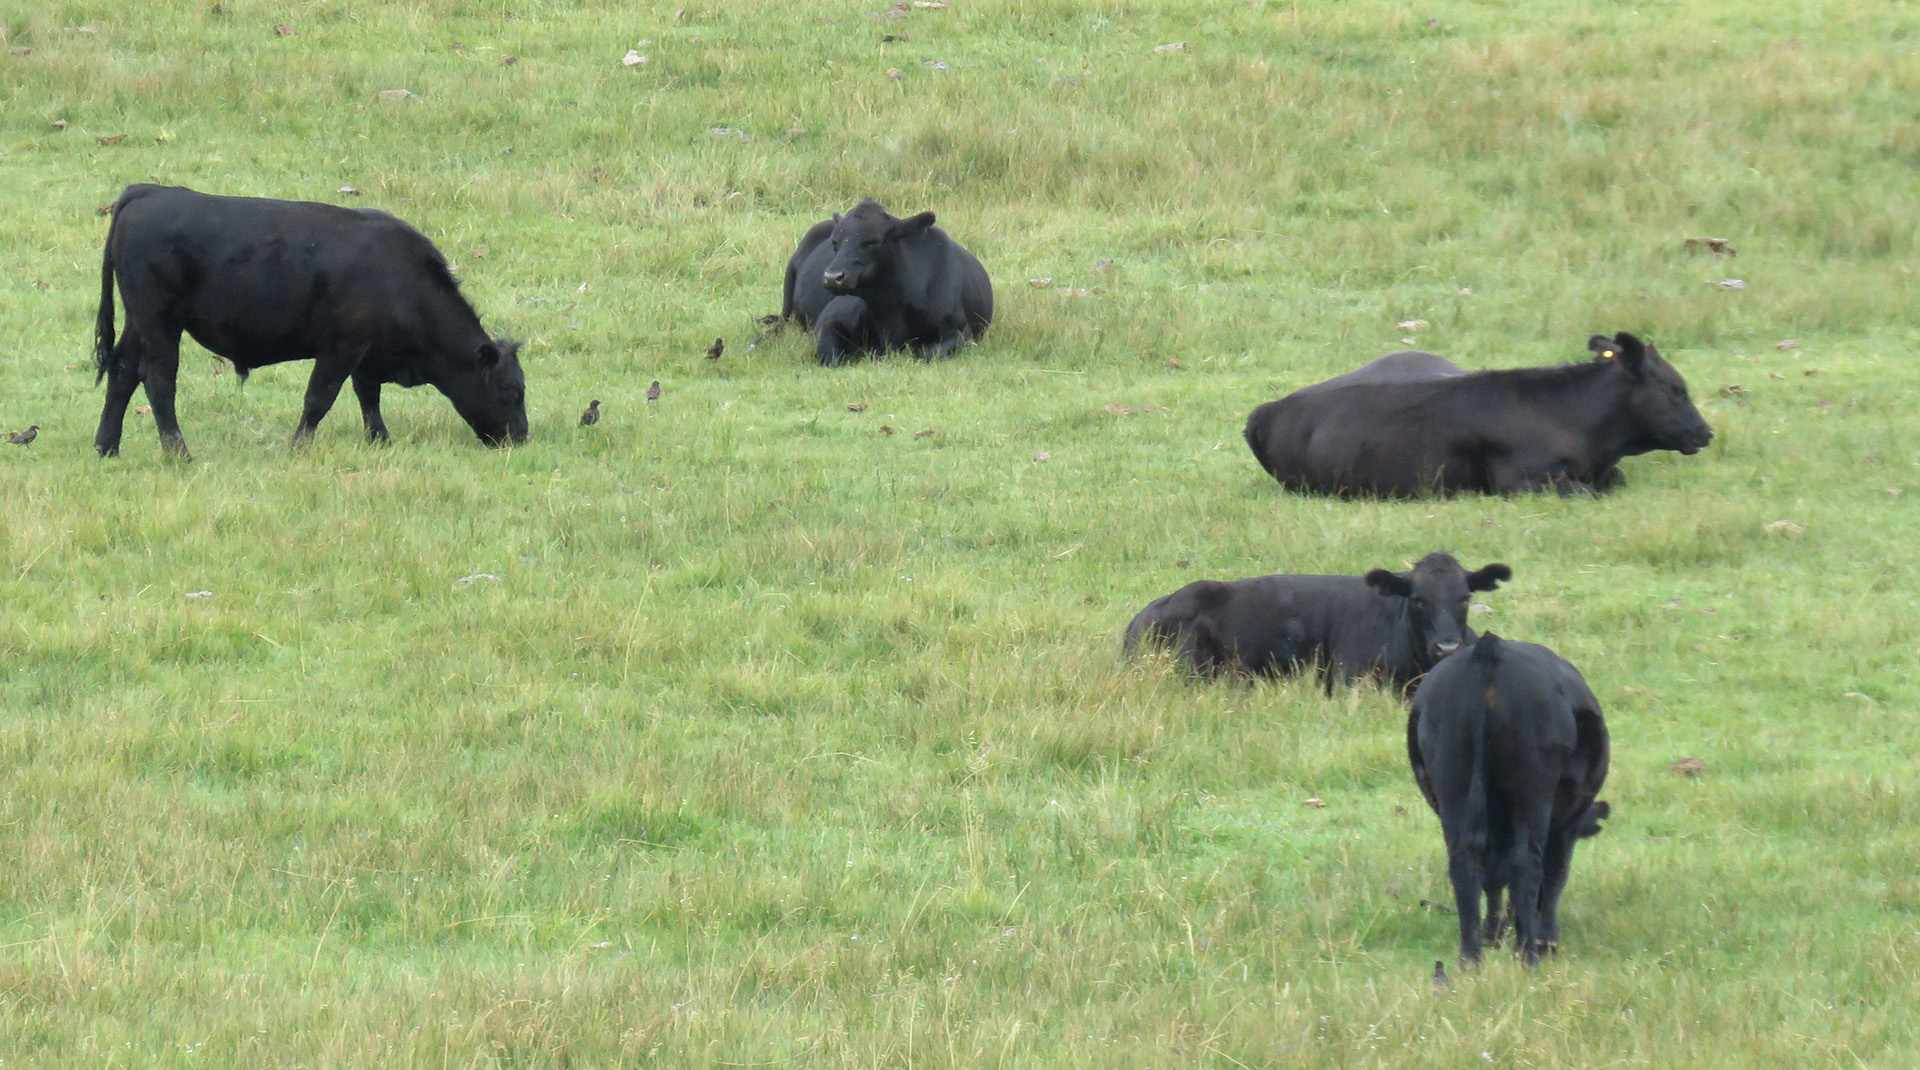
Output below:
[1124,552,1511,695]
[92,184,528,459]
[1408,632,1611,966]
[779,199,993,365]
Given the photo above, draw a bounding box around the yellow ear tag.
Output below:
[1602,350,1615,359]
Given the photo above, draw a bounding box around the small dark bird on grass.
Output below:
[646,380,662,403]
[7,426,38,446]
[580,399,601,426]
[705,337,724,361]
[1430,961,1451,993]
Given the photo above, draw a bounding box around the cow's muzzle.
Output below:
[1432,640,1462,659]
[822,269,850,293]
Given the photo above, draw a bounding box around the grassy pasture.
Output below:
[3,0,1920,1064]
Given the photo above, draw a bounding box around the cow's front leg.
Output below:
[813,295,870,367]
[912,326,973,361]
[1534,828,1578,954]
[1507,800,1555,966]
[352,371,391,443]
[292,356,356,447]
[141,331,192,461]
[1489,461,1577,497]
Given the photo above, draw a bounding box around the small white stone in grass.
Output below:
[577,282,589,293]
[622,50,647,66]
[1397,319,1429,332]
[592,941,613,949]
[1709,278,1748,290]
[185,591,213,599]
[1305,797,1327,808]
[336,185,359,195]
[1033,450,1051,463]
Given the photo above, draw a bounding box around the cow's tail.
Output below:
[93,198,123,384]
[1458,632,1505,852]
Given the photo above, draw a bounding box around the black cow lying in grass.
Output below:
[779,199,993,365]
[93,184,528,460]
[1408,632,1611,966]
[1124,552,1511,694]
[1243,332,1712,497]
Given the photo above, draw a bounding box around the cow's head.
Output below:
[820,199,936,295]
[1601,332,1713,456]
[446,338,528,446]
[1365,552,1511,665]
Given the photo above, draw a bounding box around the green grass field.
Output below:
[3,0,1919,1064]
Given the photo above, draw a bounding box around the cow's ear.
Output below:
[1611,332,1648,375]
[477,342,502,367]
[891,211,936,238]
[1588,334,1618,360]
[1365,569,1413,597]
[1467,563,1512,592]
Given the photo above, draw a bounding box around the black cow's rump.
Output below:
[778,199,993,365]
[1244,333,1711,497]
[92,184,527,459]
[1123,552,1510,694]
[1408,633,1611,966]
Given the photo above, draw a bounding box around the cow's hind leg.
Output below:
[352,370,390,444]
[1445,835,1486,966]
[94,331,145,457]
[140,330,192,461]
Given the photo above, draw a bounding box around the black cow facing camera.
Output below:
[779,199,993,365]
[92,184,528,460]
[1408,633,1611,967]
[1124,552,1510,694]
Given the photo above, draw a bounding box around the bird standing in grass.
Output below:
[647,380,662,403]
[7,425,37,446]
[705,337,724,361]
[580,400,601,426]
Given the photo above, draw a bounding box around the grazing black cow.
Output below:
[779,198,993,365]
[1408,632,1610,966]
[92,184,528,459]
[1123,552,1511,693]
[1243,332,1711,497]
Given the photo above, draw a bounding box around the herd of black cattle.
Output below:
[83,182,1718,969]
